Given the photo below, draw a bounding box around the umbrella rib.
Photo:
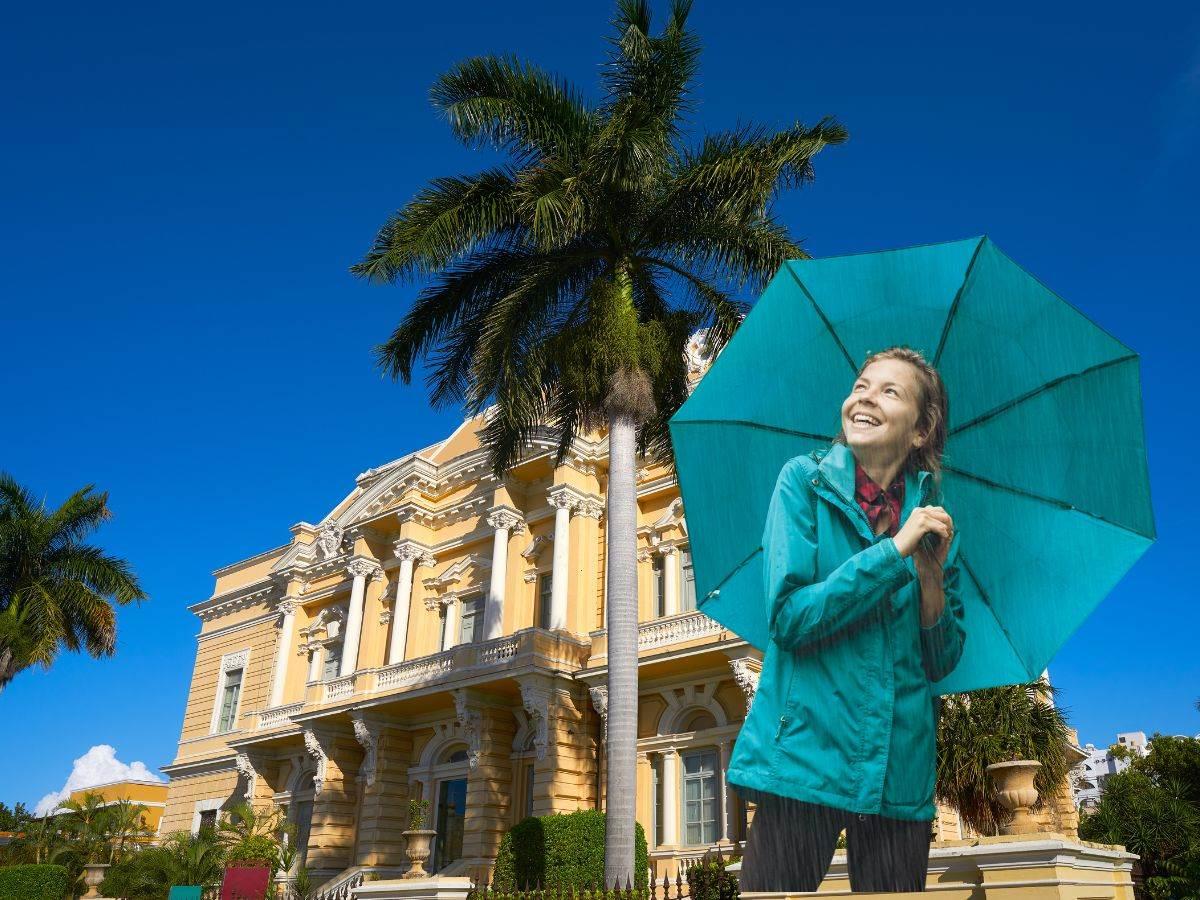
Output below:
[943,464,1149,539]
[702,545,764,601]
[932,236,986,368]
[949,353,1138,437]
[670,419,835,443]
[784,266,857,372]
[956,549,1035,678]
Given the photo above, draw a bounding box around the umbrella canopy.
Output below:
[670,236,1155,694]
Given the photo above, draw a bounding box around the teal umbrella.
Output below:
[670,236,1155,694]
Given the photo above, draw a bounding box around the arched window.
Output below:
[680,709,717,732]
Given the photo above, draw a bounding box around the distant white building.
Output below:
[1073,731,1149,810]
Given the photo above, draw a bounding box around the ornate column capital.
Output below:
[575,498,604,520]
[277,598,298,617]
[393,540,435,568]
[345,557,383,581]
[486,505,526,534]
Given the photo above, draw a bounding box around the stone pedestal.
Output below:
[729,832,1137,898]
[355,875,474,900]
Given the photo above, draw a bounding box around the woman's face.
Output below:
[840,358,926,465]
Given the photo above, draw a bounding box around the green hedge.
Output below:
[0,864,71,900]
[493,809,648,891]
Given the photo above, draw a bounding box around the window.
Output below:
[681,550,697,612]
[536,575,553,630]
[322,643,342,681]
[682,749,719,845]
[459,596,483,644]
[652,556,666,617]
[652,756,663,847]
[211,650,250,734]
[217,667,243,732]
[198,809,218,832]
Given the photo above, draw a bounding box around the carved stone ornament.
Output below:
[303,728,329,796]
[519,678,552,761]
[346,558,381,580]
[277,598,298,618]
[729,658,760,712]
[452,689,483,769]
[576,499,604,520]
[486,508,526,534]
[234,753,257,800]
[685,327,716,377]
[351,713,379,788]
[589,685,609,744]
[316,521,345,560]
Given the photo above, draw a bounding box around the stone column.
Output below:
[268,599,298,708]
[484,507,524,640]
[662,747,680,847]
[305,646,320,683]
[389,542,434,666]
[718,740,732,843]
[340,558,379,677]
[442,597,459,651]
[547,489,577,632]
[661,545,680,617]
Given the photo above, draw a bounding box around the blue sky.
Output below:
[1,0,1196,807]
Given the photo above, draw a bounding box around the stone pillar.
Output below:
[389,542,434,666]
[442,597,459,651]
[718,740,732,843]
[306,646,320,683]
[662,747,680,847]
[547,490,576,632]
[484,507,524,640]
[341,559,379,677]
[661,546,679,617]
[268,599,298,708]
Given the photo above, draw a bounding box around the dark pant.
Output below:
[738,793,932,893]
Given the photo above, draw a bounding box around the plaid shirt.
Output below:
[854,461,905,537]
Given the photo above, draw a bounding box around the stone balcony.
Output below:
[255,627,591,731]
[587,609,731,663]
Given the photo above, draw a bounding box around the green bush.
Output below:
[492,810,648,891]
[684,853,739,900]
[0,864,71,900]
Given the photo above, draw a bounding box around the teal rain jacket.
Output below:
[726,442,967,822]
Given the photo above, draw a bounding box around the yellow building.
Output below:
[161,363,1080,892]
[67,780,169,836]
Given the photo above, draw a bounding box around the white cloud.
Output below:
[34,745,164,816]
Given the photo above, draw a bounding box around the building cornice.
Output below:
[189,580,277,622]
[160,755,238,779]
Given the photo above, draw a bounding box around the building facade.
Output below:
[162,384,989,888]
[1073,731,1149,811]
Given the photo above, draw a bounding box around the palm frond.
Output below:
[352,168,523,283]
[431,56,595,162]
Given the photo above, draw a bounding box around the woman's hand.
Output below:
[893,506,954,561]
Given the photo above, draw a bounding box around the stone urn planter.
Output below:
[402,829,438,879]
[81,862,110,899]
[988,759,1042,835]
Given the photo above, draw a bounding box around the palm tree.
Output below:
[0,473,146,692]
[352,1,844,882]
[217,801,292,874]
[936,679,1074,836]
[103,799,152,863]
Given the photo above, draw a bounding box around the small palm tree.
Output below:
[0,473,146,692]
[103,799,152,863]
[936,679,1074,836]
[217,802,292,874]
[352,0,844,882]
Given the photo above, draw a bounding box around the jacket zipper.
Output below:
[775,714,791,741]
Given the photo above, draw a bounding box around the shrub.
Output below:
[493,810,648,891]
[684,853,739,900]
[0,863,71,900]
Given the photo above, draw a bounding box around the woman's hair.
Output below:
[838,346,949,478]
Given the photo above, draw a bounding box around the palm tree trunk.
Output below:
[604,411,639,889]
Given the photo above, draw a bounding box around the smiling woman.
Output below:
[728,345,966,893]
